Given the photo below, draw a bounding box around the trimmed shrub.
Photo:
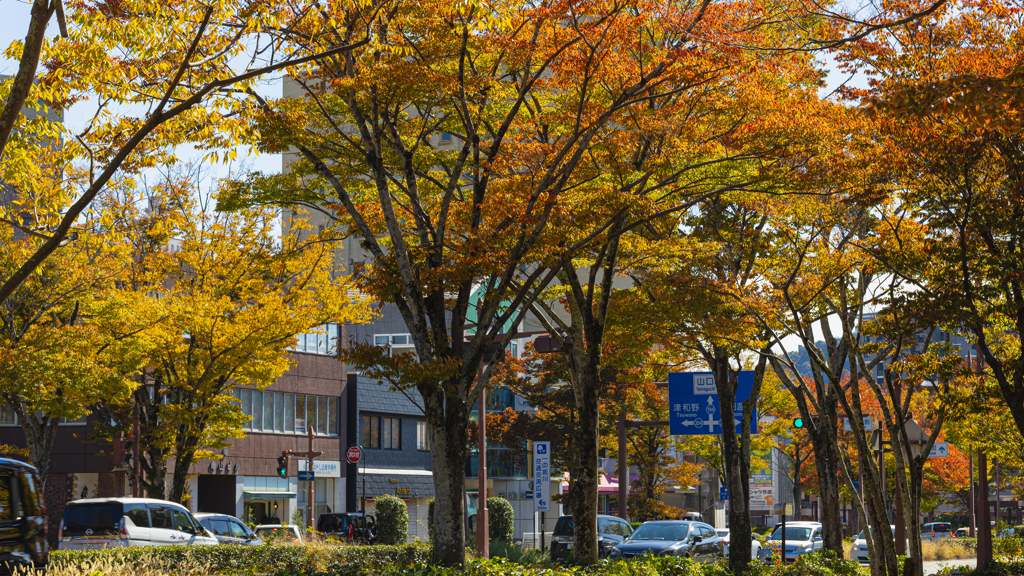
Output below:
[488,497,514,543]
[376,494,410,545]
[51,542,431,574]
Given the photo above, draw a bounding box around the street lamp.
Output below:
[902,413,930,459]
[894,413,930,559]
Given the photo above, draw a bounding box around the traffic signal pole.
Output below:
[281,428,322,530]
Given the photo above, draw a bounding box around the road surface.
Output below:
[922,558,977,575]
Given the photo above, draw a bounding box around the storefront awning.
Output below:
[243,490,297,500]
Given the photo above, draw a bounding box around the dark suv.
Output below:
[317,512,377,543]
[551,515,633,561]
[0,459,47,571]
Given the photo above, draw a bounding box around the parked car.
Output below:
[608,520,724,562]
[550,515,634,561]
[849,525,911,564]
[761,522,823,563]
[921,522,954,540]
[194,513,262,546]
[715,528,761,560]
[998,528,1017,538]
[317,512,376,543]
[0,458,48,570]
[254,524,303,544]
[954,527,970,538]
[59,498,218,550]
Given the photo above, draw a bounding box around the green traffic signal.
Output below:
[276,456,288,478]
[793,417,804,428]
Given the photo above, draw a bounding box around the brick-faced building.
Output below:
[0,329,349,546]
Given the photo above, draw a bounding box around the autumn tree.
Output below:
[219,0,729,563]
[0,201,152,480]
[93,175,368,502]
[836,0,1024,458]
[0,0,378,305]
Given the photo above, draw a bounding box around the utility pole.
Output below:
[978,449,991,566]
[475,382,489,559]
[282,428,322,530]
[132,403,141,497]
[617,411,628,521]
[969,452,976,537]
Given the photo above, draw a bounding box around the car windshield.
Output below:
[554,517,574,537]
[630,524,690,541]
[716,530,729,537]
[770,527,812,541]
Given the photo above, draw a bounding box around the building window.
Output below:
[373,334,414,357]
[234,389,339,436]
[0,405,14,426]
[417,421,430,451]
[363,415,380,448]
[363,415,401,449]
[293,323,340,355]
[382,417,400,450]
[295,394,307,433]
[440,132,452,144]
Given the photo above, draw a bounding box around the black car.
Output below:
[194,513,262,545]
[317,512,377,543]
[550,515,633,561]
[0,458,47,571]
[608,521,724,562]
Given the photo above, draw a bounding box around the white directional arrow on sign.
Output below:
[929,442,949,458]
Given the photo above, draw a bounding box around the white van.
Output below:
[58,498,218,550]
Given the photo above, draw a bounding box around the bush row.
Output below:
[50,542,432,574]
[49,546,868,576]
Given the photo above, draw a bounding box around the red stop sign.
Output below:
[346,445,363,464]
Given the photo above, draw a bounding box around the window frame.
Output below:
[416,420,430,451]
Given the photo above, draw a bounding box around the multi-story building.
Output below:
[0,324,349,546]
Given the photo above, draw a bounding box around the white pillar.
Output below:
[235,477,245,519]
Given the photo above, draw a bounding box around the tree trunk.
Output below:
[167,439,198,505]
[424,386,469,566]
[815,433,845,555]
[20,412,59,481]
[569,364,601,565]
[708,350,767,575]
[136,386,168,500]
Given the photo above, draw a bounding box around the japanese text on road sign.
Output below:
[533,441,551,512]
[668,372,758,436]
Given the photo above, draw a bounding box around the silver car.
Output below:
[194,513,262,545]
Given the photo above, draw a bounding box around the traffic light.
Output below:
[276,456,288,478]
[793,417,804,428]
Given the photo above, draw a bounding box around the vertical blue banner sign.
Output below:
[533,441,551,512]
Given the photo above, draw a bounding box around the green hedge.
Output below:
[50,545,865,575]
[50,542,431,574]
[488,498,514,543]
[376,494,410,545]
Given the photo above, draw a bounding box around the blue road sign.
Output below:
[720,486,728,501]
[534,441,551,512]
[669,372,758,436]
[929,442,949,458]
[298,470,315,481]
